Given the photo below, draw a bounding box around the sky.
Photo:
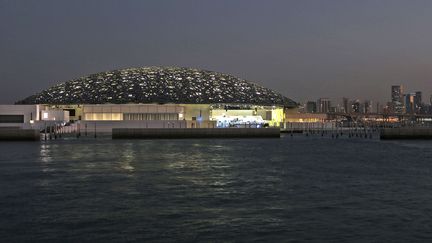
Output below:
[0,0,431,105]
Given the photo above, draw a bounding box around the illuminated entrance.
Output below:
[210,105,284,128]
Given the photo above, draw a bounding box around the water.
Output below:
[1,135,432,242]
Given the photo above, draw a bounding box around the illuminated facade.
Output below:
[391,85,404,114]
[7,67,297,131]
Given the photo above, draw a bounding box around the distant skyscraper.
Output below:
[414,91,422,113]
[391,85,404,113]
[351,99,361,113]
[377,102,385,114]
[318,98,331,113]
[342,97,349,113]
[405,93,415,114]
[306,101,317,113]
[364,100,372,114]
[384,102,394,114]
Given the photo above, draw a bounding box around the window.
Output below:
[63,109,76,116]
[84,113,123,121]
[123,113,179,121]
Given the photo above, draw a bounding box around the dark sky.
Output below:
[1,0,431,104]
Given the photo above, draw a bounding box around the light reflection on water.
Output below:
[38,143,57,176]
[39,143,52,163]
[1,137,432,242]
[162,143,238,190]
[119,143,136,173]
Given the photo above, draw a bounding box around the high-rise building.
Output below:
[318,98,331,113]
[391,85,404,113]
[335,104,344,113]
[329,106,337,113]
[351,99,361,113]
[384,102,394,114]
[405,93,415,114]
[364,100,372,114]
[342,97,349,113]
[306,101,317,113]
[414,91,422,113]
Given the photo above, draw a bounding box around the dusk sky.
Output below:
[1,0,431,104]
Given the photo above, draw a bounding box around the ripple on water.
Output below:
[0,136,432,242]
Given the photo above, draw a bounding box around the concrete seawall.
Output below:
[0,128,41,141]
[112,128,280,139]
[380,128,432,140]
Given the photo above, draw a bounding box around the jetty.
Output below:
[380,127,432,140]
[112,128,281,139]
[0,128,40,141]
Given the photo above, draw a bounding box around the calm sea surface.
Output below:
[1,135,432,242]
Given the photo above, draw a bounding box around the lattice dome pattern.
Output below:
[17,67,296,107]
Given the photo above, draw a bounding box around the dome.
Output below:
[17,67,297,107]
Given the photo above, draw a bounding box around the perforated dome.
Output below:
[17,67,296,107]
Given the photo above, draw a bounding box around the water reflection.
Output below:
[3,137,432,242]
[38,143,58,174]
[163,142,237,193]
[37,143,56,188]
[119,143,136,174]
[39,143,53,163]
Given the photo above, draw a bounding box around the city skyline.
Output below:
[300,84,431,108]
[300,84,432,115]
[1,0,432,104]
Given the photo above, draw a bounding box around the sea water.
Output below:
[1,135,432,242]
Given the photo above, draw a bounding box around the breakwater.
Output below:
[0,128,40,141]
[380,127,432,139]
[112,128,280,139]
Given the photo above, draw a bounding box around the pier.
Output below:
[0,128,40,141]
[112,128,281,139]
[380,127,432,140]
